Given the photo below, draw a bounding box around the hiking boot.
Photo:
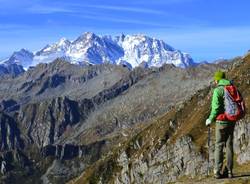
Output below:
[228,172,233,178]
[214,172,223,179]
[222,166,228,178]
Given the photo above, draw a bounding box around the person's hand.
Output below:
[206,119,212,126]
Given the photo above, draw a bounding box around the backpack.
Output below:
[216,85,246,122]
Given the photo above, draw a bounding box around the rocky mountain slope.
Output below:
[0,63,25,77]
[68,54,250,184]
[0,32,195,69]
[0,54,235,184]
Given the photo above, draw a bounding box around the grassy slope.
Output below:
[68,54,250,184]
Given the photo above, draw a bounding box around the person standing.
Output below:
[206,71,235,179]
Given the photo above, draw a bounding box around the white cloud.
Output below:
[27,5,76,14]
[78,5,168,15]
[73,14,171,28]
[130,0,199,5]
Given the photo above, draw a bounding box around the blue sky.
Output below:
[0,0,250,62]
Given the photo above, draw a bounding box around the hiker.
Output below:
[205,71,244,179]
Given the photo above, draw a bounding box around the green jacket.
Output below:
[208,79,231,124]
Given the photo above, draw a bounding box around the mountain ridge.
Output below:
[0,32,195,69]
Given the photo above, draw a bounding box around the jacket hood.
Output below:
[218,79,231,86]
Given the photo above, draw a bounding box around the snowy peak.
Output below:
[1,49,34,69]
[116,34,180,67]
[36,38,71,56]
[170,51,195,68]
[73,32,92,45]
[116,34,174,51]
[69,32,124,65]
[58,38,71,47]
[1,32,195,69]
[11,49,34,63]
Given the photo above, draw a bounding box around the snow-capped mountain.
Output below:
[116,34,194,68]
[0,32,195,69]
[36,38,71,56]
[1,49,34,69]
[68,32,124,65]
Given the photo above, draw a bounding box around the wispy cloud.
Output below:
[131,0,199,5]
[78,5,167,15]
[27,5,76,14]
[72,14,172,28]
[0,0,78,15]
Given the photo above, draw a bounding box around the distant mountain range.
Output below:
[0,32,195,69]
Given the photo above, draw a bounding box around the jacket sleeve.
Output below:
[208,88,221,122]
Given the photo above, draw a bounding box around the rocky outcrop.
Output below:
[0,112,24,151]
[0,63,24,77]
[0,112,32,178]
[71,113,250,184]
[42,140,106,160]
[36,74,66,95]
[234,117,250,164]
[40,140,107,184]
[18,96,81,147]
[0,99,19,112]
[115,136,207,184]
[112,118,250,184]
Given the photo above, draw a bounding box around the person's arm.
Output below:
[208,88,221,122]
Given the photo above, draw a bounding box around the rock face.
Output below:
[115,136,207,184]
[42,140,106,160]
[87,117,250,184]
[0,112,32,183]
[0,112,24,151]
[109,118,250,184]
[0,63,25,77]
[18,97,81,147]
[234,118,250,164]
[40,141,108,184]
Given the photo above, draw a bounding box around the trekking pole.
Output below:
[207,125,211,177]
